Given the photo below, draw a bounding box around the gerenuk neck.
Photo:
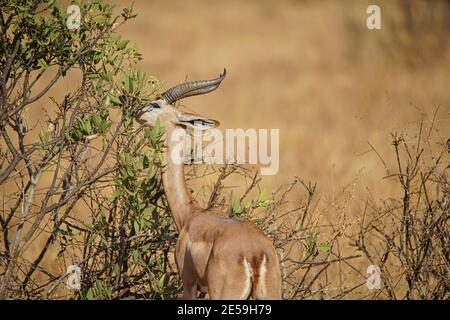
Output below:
[161,124,199,231]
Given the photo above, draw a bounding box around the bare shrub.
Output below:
[352,122,449,299]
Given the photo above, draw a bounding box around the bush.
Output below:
[0,0,179,299]
[352,130,449,299]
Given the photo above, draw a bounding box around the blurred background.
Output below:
[108,0,449,198]
[26,0,450,198]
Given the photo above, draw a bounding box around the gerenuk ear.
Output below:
[175,112,220,131]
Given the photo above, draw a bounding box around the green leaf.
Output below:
[257,190,272,207]
[132,249,139,264]
[318,243,331,252]
[306,233,318,251]
[133,220,140,233]
[86,288,94,300]
[37,58,48,70]
[142,206,155,218]
[39,130,50,144]
[159,273,168,288]
[108,93,121,106]
[141,243,151,253]
[231,199,242,215]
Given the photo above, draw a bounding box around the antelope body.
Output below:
[137,70,282,299]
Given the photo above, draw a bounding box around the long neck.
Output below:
[161,123,198,231]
